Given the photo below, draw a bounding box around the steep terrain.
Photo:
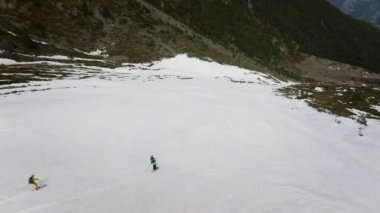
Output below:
[330,0,380,27]
[146,0,380,74]
[1,0,380,76]
[0,0,257,70]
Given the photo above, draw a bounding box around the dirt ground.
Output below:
[295,54,380,86]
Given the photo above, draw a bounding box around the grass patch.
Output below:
[279,83,380,121]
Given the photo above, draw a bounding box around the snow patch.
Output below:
[315,87,324,92]
[371,105,380,113]
[37,55,70,60]
[72,57,106,62]
[0,58,17,65]
[348,108,368,116]
[0,57,73,66]
[9,53,106,63]
[6,31,16,36]
[74,48,109,57]
[31,39,49,45]
[88,49,108,57]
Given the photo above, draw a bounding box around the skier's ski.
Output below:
[35,184,47,191]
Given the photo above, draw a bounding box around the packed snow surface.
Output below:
[1,55,380,213]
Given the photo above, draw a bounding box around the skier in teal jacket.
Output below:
[150,155,158,171]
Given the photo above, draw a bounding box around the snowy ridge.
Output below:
[0,55,380,213]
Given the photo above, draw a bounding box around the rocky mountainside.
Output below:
[1,0,380,77]
[329,0,380,27]
[0,0,236,63]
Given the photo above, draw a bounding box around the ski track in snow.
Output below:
[0,55,380,213]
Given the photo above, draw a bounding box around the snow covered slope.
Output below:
[1,55,380,213]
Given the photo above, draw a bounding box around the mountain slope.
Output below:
[146,0,380,73]
[1,0,380,75]
[0,0,248,65]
